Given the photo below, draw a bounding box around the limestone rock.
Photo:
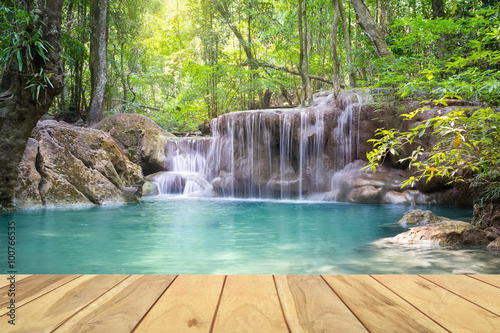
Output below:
[15,120,144,207]
[142,180,159,196]
[348,186,382,204]
[383,191,409,205]
[394,221,489,245]
[93,113,176,175]
[398,209,450,226]
[14,138,43,208]
[487,238,500,251]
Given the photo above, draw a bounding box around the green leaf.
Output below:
[16,50,22,71]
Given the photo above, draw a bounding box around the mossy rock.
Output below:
[93,113,176,175]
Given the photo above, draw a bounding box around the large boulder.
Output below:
[93,113,176,175]
[393,221,489,246]
[14,138,43,209]
[397,209,450,226]
[15,120,144,208]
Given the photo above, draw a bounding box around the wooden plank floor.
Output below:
[1,275,499,332]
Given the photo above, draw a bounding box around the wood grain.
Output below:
[212,275,288,333]
[421,275,500,316]
[468,274,500,289]
[0,275,33,288]
[0,275,127,333]
[275,275,367,333]
[134,275,225,333]
[0,275,80,314]
[53,275,176,333]
[374,275,500,333]
[322,275,446,333]
[53,275,142,332]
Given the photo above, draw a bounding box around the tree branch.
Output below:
[258,62,339,86]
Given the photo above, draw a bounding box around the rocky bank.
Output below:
[15,120,144,208]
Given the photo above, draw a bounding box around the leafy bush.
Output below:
[365,97,500,201]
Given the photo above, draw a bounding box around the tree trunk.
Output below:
[331,0,341,99]
[303,0,313,106]
[298,0,312,107]
[89,0,108,125]
[350,0,393,58]
[0,0,65,209]
[432,0,445,18]
[339,0,356,87]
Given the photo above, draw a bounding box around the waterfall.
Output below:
[334,93,371,171]
[207,107,328,199]
[151,90,376,201]
[152,138,212,196]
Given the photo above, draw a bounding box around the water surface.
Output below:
[1,197,498,274]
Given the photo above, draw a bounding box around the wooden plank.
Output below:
[0,275,127,333]
[0,275,80,315]
[469,275,500,289]
[322,275,446,333]
[275,275,367,333]
[421,275,500,316]
[53,275,143,333]
[134,275,225,333]
[374,275,500,333]
[211,275,289,333]
[0,275,33,288]
[53,275,176,333]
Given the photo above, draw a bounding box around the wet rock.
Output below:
[487,238,500,251]
[398,209,450,226]
[122,186,142,203]
[383,191,409,205]
[15,120,144,207]
[93,113,176,175]
[484,230,499,241]
[14,138,43,208]
[394,221,489,245]
[348,186,382,204]
[142,180,159,196]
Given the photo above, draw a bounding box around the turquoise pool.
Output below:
[1,196,499,274]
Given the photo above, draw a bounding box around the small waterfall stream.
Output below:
[152,91,376,200]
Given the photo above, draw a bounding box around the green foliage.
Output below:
[25,68,54,101]
[365,99,500,201]
[373,5,500,105]
[0,4,52,74]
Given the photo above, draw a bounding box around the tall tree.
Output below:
[330,0,341,98]
[89,0,108,124]
[298,0,313,106]
[0,0,65,209]
[350,0,393,58]
[339,0,356,87]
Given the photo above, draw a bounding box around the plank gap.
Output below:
[319,275,371,332]
[272,275,291,333]
[1,275,83,315]
[131,275,179,333]
[419,275,500,318]
[209,275,227,333]
[52,275,132,333]
[369,275,451,333]
[467,275,500,289]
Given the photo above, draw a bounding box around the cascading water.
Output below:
[206,92,334,199]
[334,93,371,171]
[152,138,212,196]
[152,91,377,201]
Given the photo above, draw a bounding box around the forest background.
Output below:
[2,0,498,133]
